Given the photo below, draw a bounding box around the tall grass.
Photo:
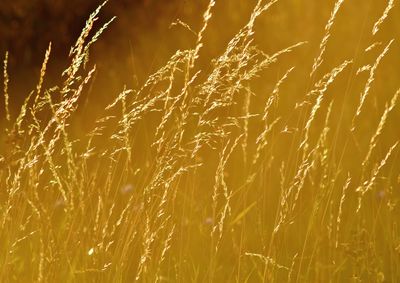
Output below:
[1,0,399,282]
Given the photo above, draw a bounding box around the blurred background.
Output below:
[0,1,202,94]
[1,1,400,281]
[0,1,398,82]
[0,0,399,125]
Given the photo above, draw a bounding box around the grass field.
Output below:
[1,0,400,282]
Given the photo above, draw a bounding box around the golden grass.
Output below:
[1,0,400,282]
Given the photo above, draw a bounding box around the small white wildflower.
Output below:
[88,248,94,256]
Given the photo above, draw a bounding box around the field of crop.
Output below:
[1,0,400,282]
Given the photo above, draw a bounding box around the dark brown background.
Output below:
[0,0,208,110]
[1,0,399,111]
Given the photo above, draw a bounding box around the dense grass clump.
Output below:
[1,0,400,282]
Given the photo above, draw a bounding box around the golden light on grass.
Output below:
[1,0,400,282]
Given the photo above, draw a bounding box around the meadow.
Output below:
[1,0,400,282]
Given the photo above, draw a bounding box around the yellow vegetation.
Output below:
[1,0,399,282]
